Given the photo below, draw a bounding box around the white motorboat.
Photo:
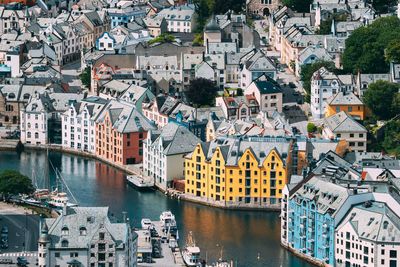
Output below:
[141,218,153,229]
[183,231,202,267]
[160,211,178,237]
[47,192,77,209]
[126,175,154,190]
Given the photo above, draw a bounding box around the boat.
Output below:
[160,211,178,237]
[47,192,78,209]
[183,231,202,267]
[141,218,153,229]
[126,174,154,190]
[33,189,52,200]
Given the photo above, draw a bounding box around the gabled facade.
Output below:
[244,76,283,112]
[96,32,115,51]
[185,135,293,208]
[215,94,259,120]
[325,91,368,120]
[143,122,201,190]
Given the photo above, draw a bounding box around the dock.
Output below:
[126,174,155,190]
[136,220,185,267]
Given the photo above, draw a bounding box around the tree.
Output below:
[362,80,400,120]
[367,0,397,14]
[386,39,400,63]
[148,33,176,45]
[0,170,34,199]
[307,123,317,133]
[381,120,400,155]
[193,33,204,46]
[193,0,213,32]
[299,59,336,102]
[342,16,400,74]
[282,0,312,13]
[315,14,347,35]
[79,67,91,90]
[187,78,219,106]
[213,0,244,14]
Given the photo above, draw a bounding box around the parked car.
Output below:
[1,239,8,249]
[0,259,12,264]
[1,226,8,234]
[297,98,303,104]
[283,105,290,111]
[280,66,285,72]
[308,132,315,138]
[17,256,27,266]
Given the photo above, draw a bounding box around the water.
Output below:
[0,150,313,267]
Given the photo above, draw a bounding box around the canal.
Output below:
[0,150,312,267]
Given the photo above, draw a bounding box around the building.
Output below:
[143,122,200,190]
[20,91,83,145]
[185,135,294,208]
[240,49,277,89]
[95,99,156,165]
[142,95,181,129]
[295,45,333,77]
[38,206,137,267]
[107,5,147,29]
[62,96,107,153]
[246,0,281,17]
[325,91,368,120]
[244,76,283,113]
[322,111,367,152]
[215,94,259,120]
[142,17,167,37]
[335,201,400,267]
[310,67,348,119]
[96,32,115,51]
[156,5,195,33]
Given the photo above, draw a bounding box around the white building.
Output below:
[20,91,83,145]
[322,111,367,152]
[335,201,400,267]
[62,96,107,153]
[156,5,195,33]
[244,76,283,113]
[96,32,115,51]
[38,206,137,267]
[311,67,348,119]
[143,122,200,190]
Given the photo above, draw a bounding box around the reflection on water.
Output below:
[0,150,313,267]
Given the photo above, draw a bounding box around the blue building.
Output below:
[287,177,349,265]
[108,6,147,29]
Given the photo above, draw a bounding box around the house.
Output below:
[355,71,391,96]
[215,94,259,120]
[156,5,195,33]
[244,76,283,112]
[322,111,367,152]
[118,84,155,112]
[62,96,107,153]
[185,135,294,207]
[95,99,156,165]
[20,91,84,145]
[325,91,368,120]
[1,8,30,34]
[310,67,347,119]
[96,32,115,51]
[246,0,281,17]
[107,5,147,29]
[295,45,333,77]
[143,121,201,190]
[239,49,277,89]
[142,95,181,129]
[38,206,138,267]
[142,17,167,37]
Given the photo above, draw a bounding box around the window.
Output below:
[99,232,105,240]
[80,227,87,236]
[390,250,397,258]
[98,253,106,261]
[337,134,341,138]
[350,134,354,138]
[61,240,69,247]
[348,107,352,112]
[359,134,364,138]
[62,226,69,236]
[55,252,60,257]
[336,107,339,113]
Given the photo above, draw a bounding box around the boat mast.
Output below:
[56,168,78,204]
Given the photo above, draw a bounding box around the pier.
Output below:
[136,220,185,267]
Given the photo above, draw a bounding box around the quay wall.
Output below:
[0,141,280,211]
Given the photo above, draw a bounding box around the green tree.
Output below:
[362,80,400,120]
[193,33,204,46]
[0,170,34,199]
[282,0,312,13]
[307,123,317,133]
[213,0,244,14]
[367,0,397,14]
[193,0,213,32]
[187,78,219,106]
[386,39,400,63]
[342,16,400,74]
[148,33,176,45]
[300,59,336,102]
[79,67,91,90]
[381,120,400,155]
[315,14,347,35]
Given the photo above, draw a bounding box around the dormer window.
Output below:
[80,227,87,236]
[61,240,69,247]
[62,226,69,236]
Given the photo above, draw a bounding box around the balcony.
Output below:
[299,234,306,239]
[300,215,307,219]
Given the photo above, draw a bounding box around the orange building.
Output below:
[96,100,156,165]
[325,91,369,120]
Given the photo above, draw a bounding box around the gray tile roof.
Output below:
[327,91,363,106]
[44,206,132,249]
[324,111,367,133]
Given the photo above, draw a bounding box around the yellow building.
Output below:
[325,91,369,120]
[185,136,294,207]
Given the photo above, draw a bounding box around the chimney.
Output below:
[62,204,68,216]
